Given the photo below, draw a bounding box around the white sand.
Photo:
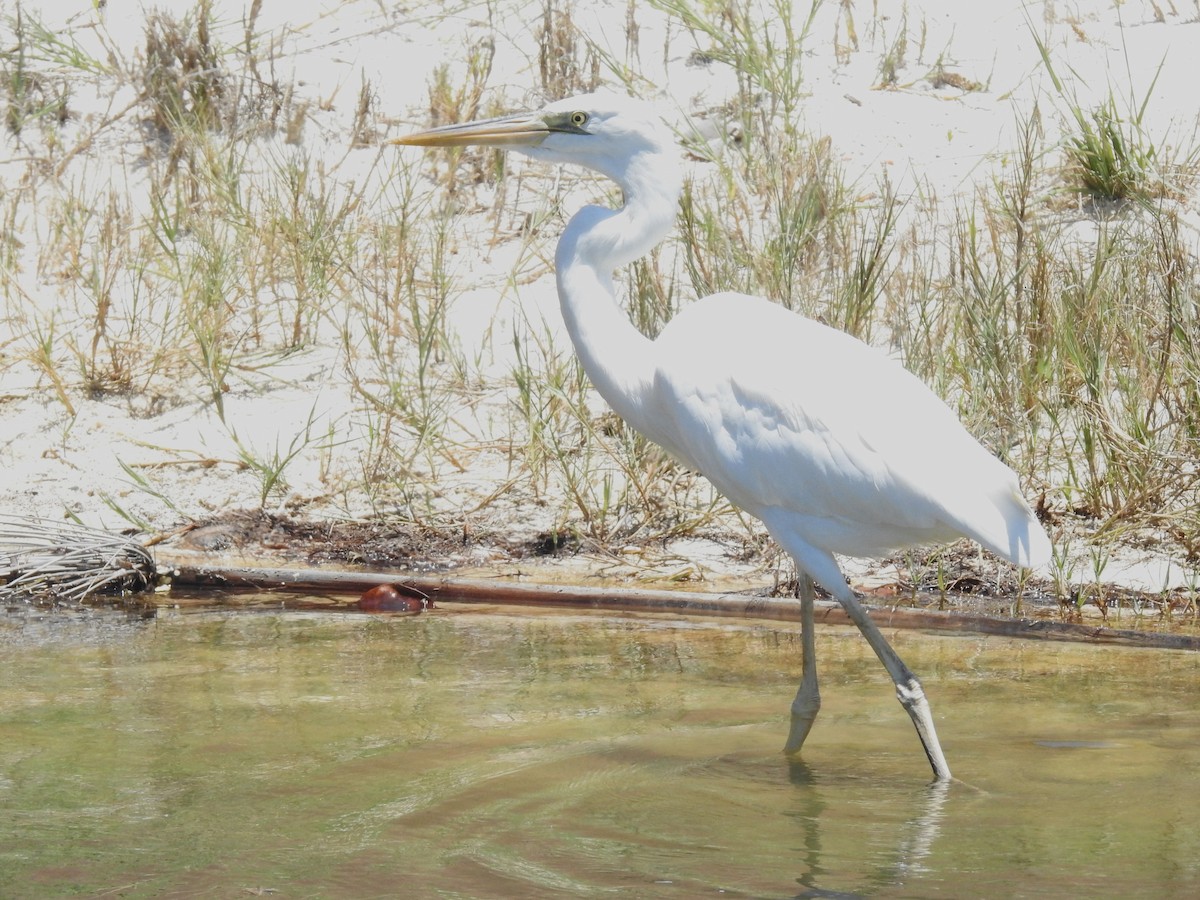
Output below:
[2,1,1197,592]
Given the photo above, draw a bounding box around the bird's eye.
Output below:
[570,111,589,129]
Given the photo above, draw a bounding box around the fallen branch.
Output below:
[166,562,1200,651]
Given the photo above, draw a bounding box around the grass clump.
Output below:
[1031,26,1191,204]
[142,0,230,140]
[653,0,819,124]
[537,0,602,98]
[1065,97,1160,202]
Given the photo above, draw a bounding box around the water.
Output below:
[1,603,1197,897]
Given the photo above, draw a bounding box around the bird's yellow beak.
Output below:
[389,112,550,149]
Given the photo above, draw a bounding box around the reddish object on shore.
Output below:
[357,583,434,613]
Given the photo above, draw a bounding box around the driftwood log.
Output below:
[167,563,1200,652]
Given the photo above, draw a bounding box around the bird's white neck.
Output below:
[553,154,682,431]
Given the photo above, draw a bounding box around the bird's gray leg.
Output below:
[833,587,952,782]
[783,571,821,755]
[769,529,952,780]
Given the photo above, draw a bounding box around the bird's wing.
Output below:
[644,293,1036,560]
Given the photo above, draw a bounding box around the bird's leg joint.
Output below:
[894,676,929,712]
[790,685,821,718]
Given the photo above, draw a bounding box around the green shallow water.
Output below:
[1,603,1197,897]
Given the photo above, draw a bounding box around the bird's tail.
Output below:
[960,483,1052,569]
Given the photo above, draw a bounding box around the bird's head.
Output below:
[391,92,677,190]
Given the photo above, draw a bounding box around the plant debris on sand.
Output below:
[170,509,579,571]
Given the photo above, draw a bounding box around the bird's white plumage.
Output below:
[642,291,1050,567]
[396,90,1053,781]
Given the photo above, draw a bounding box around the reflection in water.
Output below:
[785,759,949,899]
[0,604,1197,897]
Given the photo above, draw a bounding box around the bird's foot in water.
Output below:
[783,691,821,756]
[895,677,952,782]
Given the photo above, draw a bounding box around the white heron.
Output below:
[393,93,1051,782]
